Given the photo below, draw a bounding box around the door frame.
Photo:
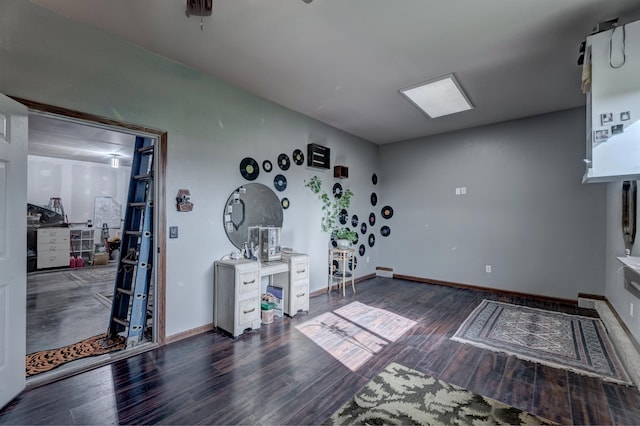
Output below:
[12,96,167,346]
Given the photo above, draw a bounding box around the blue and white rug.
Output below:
[451,299,632,385]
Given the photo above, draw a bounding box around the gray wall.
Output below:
[605,181,640,343]
[379,108,607,300]
[0,0,379,337]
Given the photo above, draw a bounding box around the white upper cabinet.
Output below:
[583,19,640,183]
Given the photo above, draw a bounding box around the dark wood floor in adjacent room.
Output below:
[2,277,640,425]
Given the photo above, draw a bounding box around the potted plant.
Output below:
[305,175,357,248]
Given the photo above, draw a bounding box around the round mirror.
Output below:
[223,183,284,249]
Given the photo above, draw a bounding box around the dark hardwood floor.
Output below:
[2,277,640,425]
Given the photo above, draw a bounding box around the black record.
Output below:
[368,233,375,247]
[278,153,290,170]
[372,173,378,185]
[239,157,259,181]
[274,174,287,192]
[381,226,391,237]
[339,209,348,225]
[262,160,273,173]
[349,256,357,271]
[281,198,290,209]
[369,212,376,226]
[359,244,366,256]
[360,223,367,234]
[292,149,304,165]
[352,233,359,245]
[371,192,377,206]
[351,215,359,227]
[330,234,337,248]
[333,183,343,198]
[381,205,394,219]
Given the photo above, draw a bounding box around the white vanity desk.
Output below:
[214,252,309,338]
[617,256,640,298]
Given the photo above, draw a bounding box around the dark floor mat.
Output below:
[26,333,125,377]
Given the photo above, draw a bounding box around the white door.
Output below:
[0,94,28,408]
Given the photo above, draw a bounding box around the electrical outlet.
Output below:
[366,256,370,263]
[486,265,492,273]
[461,187,467,195]
[631,302,634,318]
[455,187,461,195]
[169,226,178,239]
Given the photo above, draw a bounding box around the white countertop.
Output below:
[617,256,640,271]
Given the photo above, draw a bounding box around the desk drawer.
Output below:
[238,271,259,294]
[291,260,308,281]
[37,250,69,268]
[238,297,260,324]
[292,283,309,312]
[37,229,69,245]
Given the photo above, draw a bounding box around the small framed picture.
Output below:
[595,129,609,142]
[621,111,631,121]
[601,112,613,125]
[612,124,624,135]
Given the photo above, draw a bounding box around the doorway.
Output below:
[18,97,167,383]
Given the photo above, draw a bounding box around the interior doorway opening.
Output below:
[19,99,167,385]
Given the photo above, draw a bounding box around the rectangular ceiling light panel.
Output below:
[401,74,473,118]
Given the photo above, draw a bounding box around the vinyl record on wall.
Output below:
[240,157,259,181]
[262,160,273,173]
[370,192,377,206]
[368,233,375,247]
[292,149,304,165]
[360,223,367,234]
[372,173,378,185]
[349,256,357,271]
[381,205,394,219]
[351,215,359,227]
[380,225,391,237]
[333,183,343,198]
[278,153,291,170]
[339,209,348,225]
[369,212,376,227]
[281,198,290,209]
[352,233,359,245]
[359,244,366,256]
[274,174,287,192]
[330,234,337,248]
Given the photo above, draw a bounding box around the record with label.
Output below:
[381,205,394,219]
[262,160,273,173]
[381,225,391,237]
[281,198,290,209]
[360,222,367,234]
[333,182,343,198]
[278,153,291,170]
[349,256,357,271]
[359,244,366,256]
[368,233,375,247]
[370,192,377,206]
[292,149,304,165]
[274,174,287,192]
[372,173,378,185]
[351,215,359,227]
[369,212,376,226]
[339,209,348,225]
[240,157,259,181]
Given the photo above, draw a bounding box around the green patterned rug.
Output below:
[325,362,556,425]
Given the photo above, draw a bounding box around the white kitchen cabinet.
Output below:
[583,19,640,183]
[214,259,261,338]
[36,227,69,269]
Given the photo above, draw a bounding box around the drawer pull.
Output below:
[296,292,306,297]
[243,279,256,285]
[243,307,256,314]
[296,269,306,273]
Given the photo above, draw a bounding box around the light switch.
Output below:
[169,226,178,239]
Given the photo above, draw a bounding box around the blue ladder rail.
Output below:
[107,136,154,342]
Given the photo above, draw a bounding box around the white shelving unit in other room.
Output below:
[70,227,95,264]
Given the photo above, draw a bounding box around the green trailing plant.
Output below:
[305,175,357,243]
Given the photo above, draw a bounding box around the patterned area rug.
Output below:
[26,333,125,377]
[326,362,556,425]
[452,299,631,385]
[296,302,416,371]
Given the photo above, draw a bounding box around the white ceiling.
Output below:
[28,0,640,146]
